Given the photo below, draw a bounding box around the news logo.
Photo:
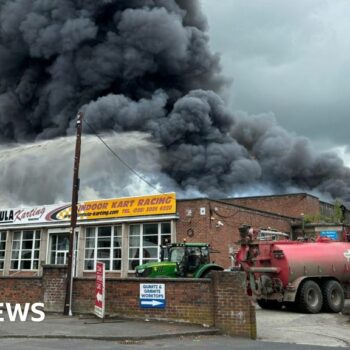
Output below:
[0,303,45,322]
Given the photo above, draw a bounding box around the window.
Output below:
[11,230,41,270]
[84,225,122,271]
[0,231,6,269]
[169,246,185,263]
[49,234,69,265]
[128,222,171,270]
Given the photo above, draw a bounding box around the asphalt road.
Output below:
[1,301,349,349]
[1,336,347,350]
[256,301,350,348]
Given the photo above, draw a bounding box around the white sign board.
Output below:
[139,283,166,309]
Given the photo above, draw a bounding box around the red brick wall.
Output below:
[176,199,293,268]
[229,194,320,218]
[176,199,212,244]
[0,277,42,304]
[213,272,256,339]
[73,278,214,326]
[0,267,256,339]
[72,272,256,338]
[42,265,67,312]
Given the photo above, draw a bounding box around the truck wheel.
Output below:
[321,280,344,313]
[257,299,282,310]
[296,280,323,313]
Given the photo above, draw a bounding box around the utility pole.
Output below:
[301,212,305,239]
[64,112,83,316]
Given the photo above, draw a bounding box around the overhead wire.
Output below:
[83,118,163,194]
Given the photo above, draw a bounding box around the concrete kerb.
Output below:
[0,330,221,341]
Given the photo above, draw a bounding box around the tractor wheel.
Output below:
[296,280,323,313]
[321,280,344,313]
[201,270,215,278]
[256,299,283,310]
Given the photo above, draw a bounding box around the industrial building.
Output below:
[0,192,348,277]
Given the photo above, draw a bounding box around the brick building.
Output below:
[228,193,350,223]
[227,193,350,242]
[228,193,320,218]
[176,198,295,267]
[0,192,346,276]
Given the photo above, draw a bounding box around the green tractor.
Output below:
[135,242,224,278]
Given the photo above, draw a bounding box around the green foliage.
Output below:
[303,213,329,224]
[303,199,344,224]
[333,199,343,223]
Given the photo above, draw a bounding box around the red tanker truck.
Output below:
[236,225,350,313]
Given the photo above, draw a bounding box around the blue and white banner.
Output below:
[139,283,166,309]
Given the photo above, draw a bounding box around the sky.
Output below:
[1,0,350,207]
[200,0,350,164]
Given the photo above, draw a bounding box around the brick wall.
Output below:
[213,272,256,339]
[228,194,320,218]
[176,199,211,244]
[42,265,67,312]
[72,271,255,338]
[176,199,293,268]
[0,267,256,339]
[0,277,42,304]
[73,278,214,326]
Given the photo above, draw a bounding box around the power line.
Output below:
[84,119,163,194]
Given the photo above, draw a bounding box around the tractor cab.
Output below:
[135,242,223,278]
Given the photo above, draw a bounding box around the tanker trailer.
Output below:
[237,225,350,314]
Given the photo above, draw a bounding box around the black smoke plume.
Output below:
[0,0,349,205]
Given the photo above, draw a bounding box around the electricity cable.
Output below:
[84,118,163,194]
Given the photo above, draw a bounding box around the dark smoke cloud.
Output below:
[0,0,350,204]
